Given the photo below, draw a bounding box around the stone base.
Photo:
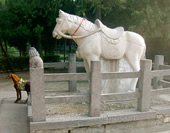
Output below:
[28,104,170,133]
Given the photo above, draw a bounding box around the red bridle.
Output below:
[71,18,86,39]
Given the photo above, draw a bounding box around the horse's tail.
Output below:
[25,82,30,93]
[141,46,146,59]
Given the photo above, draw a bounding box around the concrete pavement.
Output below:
[0,91,29,133]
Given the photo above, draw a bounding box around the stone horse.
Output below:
[52,10,146,92]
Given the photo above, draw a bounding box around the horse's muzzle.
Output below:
[52,31,62,39]
[52,31,58,38]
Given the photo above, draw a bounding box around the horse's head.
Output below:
[52,10,70,39]
[7,73,13,80]
[7,73,20,81]
[53,10,97,39]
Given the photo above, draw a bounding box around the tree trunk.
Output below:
[0,42,15,73]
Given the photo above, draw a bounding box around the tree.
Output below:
[129,0,170,61]
[0,1,16,72]
[0,0,169,63]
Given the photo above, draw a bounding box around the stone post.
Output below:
[89,61,101,117]
[30,68,46,122]
[68,54,77,92]
[153,55,164,89]
[137,59,152,112]
[29,47,45,122]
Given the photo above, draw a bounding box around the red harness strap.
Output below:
[71,18,86,39]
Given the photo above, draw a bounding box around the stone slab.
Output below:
[30,108,157,131]
[28,104,170,132]
[71,125,104,133]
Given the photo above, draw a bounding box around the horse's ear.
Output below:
[59,9,66,18]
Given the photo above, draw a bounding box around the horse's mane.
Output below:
[60,12,97,32]
[11,74,20,81]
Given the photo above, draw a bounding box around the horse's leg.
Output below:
[85,55,100,72]
[124,55,139,92]
[125,42,146,92]
[124,47,143,91]
[128,77,138,92]
[15,90,19,103]
[24,82,30,104]
[83,59,90,73]
[24,93,28,104]
[19,90,21,100]
[14,85,19,103]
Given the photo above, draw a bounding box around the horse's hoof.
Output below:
[14,100,18,103]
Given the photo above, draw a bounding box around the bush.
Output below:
[0,55,61,72]
[43,55,61,62]
[11,56,29,70]
[60,55,68,61]
[0,56,29,72]
[59,55,83,62]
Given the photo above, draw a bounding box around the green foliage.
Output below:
[0,0,169,65]
[59,55,83,62]
[0,0,6,6]
[0,56,29,72]
[130,0,170,39]
[59,55,68,61]
[15,24,31,37]
[129,0,170,61]
[0,54,61,71]
[33,25,44,34]
[43,55,61,62]
[7,45,19,56]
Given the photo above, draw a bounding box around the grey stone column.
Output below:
[68,54,77,92]
[89,61,101,117]
[137,59,152,112]
[153,55,164,89]
[30,68,46,122]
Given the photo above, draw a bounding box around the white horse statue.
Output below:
[52,10,146,92]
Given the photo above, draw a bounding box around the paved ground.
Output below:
[0,72,29,133]
[0,95,28,133]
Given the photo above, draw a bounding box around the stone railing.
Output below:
[44,54,84,92]
[153,55,170,89]
[29,55,170,122]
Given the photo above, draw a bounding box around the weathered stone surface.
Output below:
[30,68,46,122]
[31,129,68,133]
[29,53,170,133]
[137,59,152,112]
[89,61,101,117]
[71,125,104,133]
[30,114,170,133]
[105,116,170,133]
[29,47,43,69]
[153,55,164,89]
[68,54,77,92]
[53,10,146,93]
[29,104,170,133]
[164,117,170,123]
